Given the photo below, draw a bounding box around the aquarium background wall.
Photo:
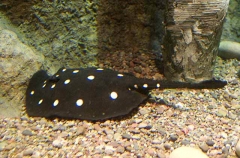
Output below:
[0,0,165,76]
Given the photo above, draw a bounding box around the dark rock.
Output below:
[206,140,215,146]
[22,129,33,136]
[169,134,178,142]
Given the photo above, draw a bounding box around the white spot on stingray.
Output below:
[110,92,118,99]
[73,70,79,73]
[117,74,124,77]
[97,68,104,71]
[64,79,70,84]
[156,83,160,88]
[76,99,83,106]
[102,113,105,115]
[87,75,95,80]
[51,84,56,89]
[56,74,59,77]
[38,99,43,105]
[44,80,47,84]
[62,68,66,72]
[53,99,59,106]
[134,84,138,89]
[143,84,148,88]
[30,91,34,95]
[42,84,46,88]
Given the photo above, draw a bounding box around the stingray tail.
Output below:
[131,78,227,95]
[158,78,227,89]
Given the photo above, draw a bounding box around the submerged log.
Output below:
[163,0,230,82]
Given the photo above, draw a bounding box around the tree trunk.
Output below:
[163,0,230,82]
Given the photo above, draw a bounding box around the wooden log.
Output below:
[163,0,230,82]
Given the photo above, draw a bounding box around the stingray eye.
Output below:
[49,75,60,82]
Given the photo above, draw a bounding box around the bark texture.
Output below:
[163,0,230,82]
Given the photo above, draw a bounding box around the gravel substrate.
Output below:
[0,58,239,158]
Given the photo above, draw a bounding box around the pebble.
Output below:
[135,119,142,123]
[222,146,230,155]
[116,146,125,153]
[156,106,166,114]
[122,133,132,139]
[218,41,240,60]
[147,148,155,156]
[139,108,149,115]
[22,129,33,136]
[76,126,85,135]
[199,142,209,152]
[164,144,171,150]
[181,139,191,145]
[216,108,228,117]
[105,145,115,155]
[157,151,166,158]
[52,137,65,148]
[220,132,228,139]
[23,148,34,156]
[138,123,152,129]
[235,139,240,157]
[206,140,215,146]
[169,134,178,142]
[113,133,122,141]
[152,139,162,144]
[169,147,208,158]
[0,141,7,151]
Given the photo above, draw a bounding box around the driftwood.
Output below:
[163,0,230,82]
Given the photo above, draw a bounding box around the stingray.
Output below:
[26,67,227,120]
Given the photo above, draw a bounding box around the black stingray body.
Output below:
[26,67,227,120]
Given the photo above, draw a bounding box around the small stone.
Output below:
[76,126,85,135]
[169,134,178,142]
[157,151,166,158]
[105,145,115,155]
[134,66,142,73]
[169,147,208,158]
[156,106,166,114]
[122,133,132,139]
[175,102,185,109]
[23,148,34,156]
[133,143,139,150]
[216,108,228,117]
[218,41,240,60]
[181,139,191,145]
[0,141,7,151]
[164,144,171,150]
[187,125,195,131]
[206,140,215,146]
[222,146,230,155]
[135,119,142,123]
[139,108,149,115]
[52,137,65,148]
[116,146,125,153]
[138,123,152,129]
[125,146,133,151]
[52,126,60,131]
[93,124,101,131]
[32,151,41,158]
[220,132,228,139]
[152,139,162,144]
[235,139,240,157]
[22,129,33,136]
[147,148,155,156]
[114,133,122,141]
[199,143,209,152]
